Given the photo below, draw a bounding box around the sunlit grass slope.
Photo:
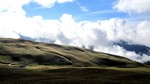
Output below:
[0,38,144,67]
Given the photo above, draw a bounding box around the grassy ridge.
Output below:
[0,38,144,67]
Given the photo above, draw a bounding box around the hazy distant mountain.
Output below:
[115,41,150,55]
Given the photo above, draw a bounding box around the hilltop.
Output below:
[0,38,144,67]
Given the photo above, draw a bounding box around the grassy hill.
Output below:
[0,38,144,67]
[0,38,150,84]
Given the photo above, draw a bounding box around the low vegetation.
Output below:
[0,66,150,84]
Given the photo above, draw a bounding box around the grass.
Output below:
[107,67,150,73]
[0,65,150,84]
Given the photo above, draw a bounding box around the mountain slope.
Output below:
[0,38,144,67]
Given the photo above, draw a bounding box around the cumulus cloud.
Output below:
[33,0,74,8]
[33,0,57,8]
[114,0,150,14]
[133,21,150,47]
[0,0,150,63]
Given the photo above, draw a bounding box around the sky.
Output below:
[0,0,150,63]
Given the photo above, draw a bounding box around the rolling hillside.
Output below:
[0,38,144,68]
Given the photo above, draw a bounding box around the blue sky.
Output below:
[23,0,128,21]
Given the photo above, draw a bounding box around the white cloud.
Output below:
[33,0,74,8]
[33,0,57,8]
[90,10,115,15]
[0,0,31,16]
[134,21,150,46]
[114,0,150,14]
[59,14,80,40]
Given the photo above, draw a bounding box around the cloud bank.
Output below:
[0,0,150,63]
[114,0,150,14]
